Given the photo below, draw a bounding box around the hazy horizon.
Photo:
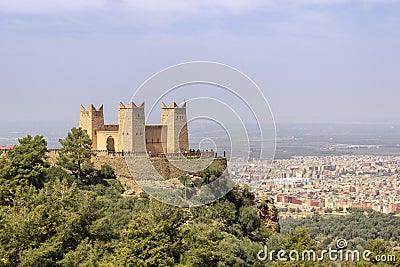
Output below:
[2,122,400,160]
[1,1,400,126]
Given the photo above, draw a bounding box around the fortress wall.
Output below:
[92,155,141,195]
[149,157,227,179]
[102,124,119,131]
[96,131,120,151]
[92,155,227,191]
[92,155,226,181]
[179,124,189,152]
[49,150,226,195]
[145,125,167,154]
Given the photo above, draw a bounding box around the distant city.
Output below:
[230,155,400,214]
[2,122,400,215]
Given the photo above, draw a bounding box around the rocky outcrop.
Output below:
[255,196,280,233]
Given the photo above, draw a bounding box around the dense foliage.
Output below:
[0,132,274,266]
[0,135,48,192]
[0,131,399,266]
[281,210,400,248]
[57,127,95,180]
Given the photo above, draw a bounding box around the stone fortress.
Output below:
[79,102,189,154]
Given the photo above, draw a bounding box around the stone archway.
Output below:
[106,136,115,152]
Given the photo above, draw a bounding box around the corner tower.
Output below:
[161,102,189,153]
[119,102,146,153]
[79,104,104,150]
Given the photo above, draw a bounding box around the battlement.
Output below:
[161,102,186,109]
[119,102,145,109]
[80,104,104,112]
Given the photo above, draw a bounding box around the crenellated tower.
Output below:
[79,104,105,150]
[161,102,189,153]
[119,102,146,153]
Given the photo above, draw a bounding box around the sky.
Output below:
[0,0,400,127]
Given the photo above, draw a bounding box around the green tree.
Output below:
[225,185,255,210]
[178,223,226,266]
[178,174,192,187]
[111,201,186,266]
[239,206,261,234]
[283,227,316,252]
[364,239,390,264]
[280,210,400,246]
[57,128,95,180]
[58,238,111,267]
[100,164,116,179]
[44,166,72,183]
[217,235,264,267]
[0,179,106,266]
[0,135,49,189]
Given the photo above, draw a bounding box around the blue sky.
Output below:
[0,0,399,125]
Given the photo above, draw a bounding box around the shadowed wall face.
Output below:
[145,125,167,154]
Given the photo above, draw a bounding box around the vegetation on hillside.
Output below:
[281,210,400,248]
[0,129,399,266]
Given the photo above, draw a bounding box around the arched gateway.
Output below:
[106,136,115,152]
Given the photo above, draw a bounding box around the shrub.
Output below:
[100,164,116,179]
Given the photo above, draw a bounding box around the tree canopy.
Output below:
[0,135,48,188]
[57,127,95,180]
